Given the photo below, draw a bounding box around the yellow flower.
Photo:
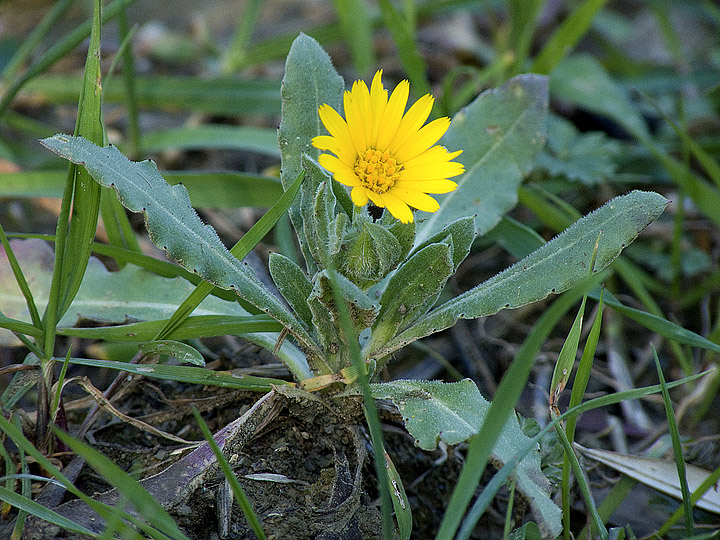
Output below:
[312,70,464,224]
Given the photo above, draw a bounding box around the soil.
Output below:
[20,374,527,540]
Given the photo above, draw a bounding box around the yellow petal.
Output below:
[376,79,409,151]
[312,134,356,165]
[352,79,374,149]
[312,135,336,151]
[394,117,451,163]
[369,70,388,148]
[381,191,414,223]
[394,179,458,193]
[318,105,356,154]
[366,189,385,208]
[351,186,369,206]
[388,93,434,154]
[404,146,462,168]
[399,161,466,181]
[319,154,360,186]
[343,89,367,154]
[392,188,440,212]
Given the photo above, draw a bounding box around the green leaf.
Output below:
[334,216,402,289]
[382,212,416,264]
[0,239,255,346]
[537,115,620,185]
[368,242,453,353]
[39,135,312,351]
[0,171,285,209]
[58,315,281,341]
[269,252,314,329]
[372,190,668,359]
[508,522,543,540]
[21,74,281,116]
[416,75,549,246]
[549,54,649,139]
[138,340,205,366]
[301,159,337,268]
[67,357,288,391]
[141,125,281,156]
[308,270,377,370]
[370,379,561,537]
[411,216,475,271]
[279,34,344,270]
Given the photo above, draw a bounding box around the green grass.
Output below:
[1,0,719,538]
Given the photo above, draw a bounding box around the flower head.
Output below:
[312,71,464,223]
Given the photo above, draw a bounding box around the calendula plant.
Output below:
[5,32,671,538]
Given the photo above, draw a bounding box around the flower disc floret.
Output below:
[355,148,401,193]
[312,70,465,223]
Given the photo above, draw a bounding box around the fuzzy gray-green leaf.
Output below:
[415,74,549,246]
[301,157,336,268]
[413,216,475,271]
[382,212,416,264]
[368,242,453,352]
[335,218,401,289]
[40,135,309,349]
[269,252,313,329]
[370,379,561,538]
[373,190,668,359]
[309,271,378,368]
[279,34,344,271]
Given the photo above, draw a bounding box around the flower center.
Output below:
[354,148,402,194]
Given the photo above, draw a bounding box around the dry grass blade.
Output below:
[72,376,200,445]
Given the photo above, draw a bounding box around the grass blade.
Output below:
[53,0,105,325]
[562,290,604,537]
[0,0,136,117]
[0,485,96,537]
[21,74,280,116]
[324,262,394,539]
[117,10,141,157]
[436,277,602,540]
[330,0,375,76]
[58,314,281,341]
[142,125,280,156]
[532,0,608,75]
[65,356,290,391]
[377,0,431,98]
[0,224,41,329]
[54,428,192,540]
[455,368,713,540]
[222,0,263,73]
[0,171,285,208]
[1,0,76,82]
[554,426,607,539]
[653,345,695,535]
[191,406,267,539]
[0,414,176,540]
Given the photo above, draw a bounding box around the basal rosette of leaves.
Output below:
[40,34,670,539]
